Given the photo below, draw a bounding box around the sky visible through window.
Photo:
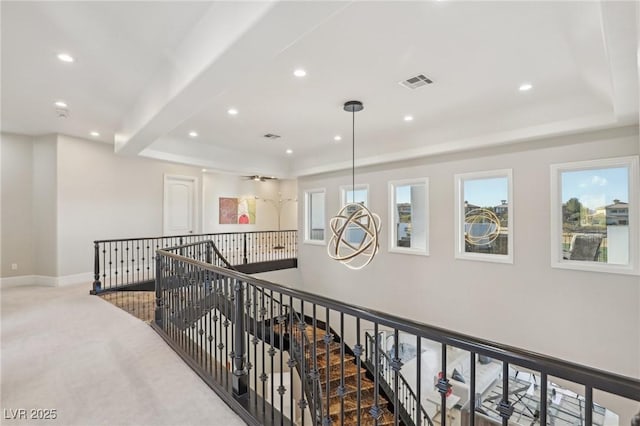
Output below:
[463,177,508,207]
[561,167,628,209]
[396,185,411,203]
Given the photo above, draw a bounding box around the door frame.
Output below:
[163,174,199,236]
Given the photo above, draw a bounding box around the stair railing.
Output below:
[290,309,325,426]
[91,230,297,294]
[365,332,434,426]
[153,246,640,426]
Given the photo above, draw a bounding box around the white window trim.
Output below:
[550,156,639,275]
[388,178,430,256]
[304,188,326,245]
[340,184,369,207]
[454,169,513,264]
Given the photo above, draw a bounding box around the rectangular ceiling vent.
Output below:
[399,74,433,89]
[263,133,281,140]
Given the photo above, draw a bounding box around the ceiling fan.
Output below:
[242,175,277,182]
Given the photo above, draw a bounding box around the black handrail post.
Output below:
[206,241,212,264]
[243,233,248,264]
[154,252,163,326]
[232,279,248,398]
[91,241,101,294]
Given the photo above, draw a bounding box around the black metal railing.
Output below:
[153,248,640,426]
[365,332,434,426]
[92,230,297,294]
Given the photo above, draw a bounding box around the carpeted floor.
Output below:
[0,282,246,426]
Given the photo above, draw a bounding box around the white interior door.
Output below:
[164,175,197,236]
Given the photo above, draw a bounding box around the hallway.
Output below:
[0,283,245,426]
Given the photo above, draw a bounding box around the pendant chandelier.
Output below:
[327,101,381,270]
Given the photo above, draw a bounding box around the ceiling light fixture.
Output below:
[519,83,533,91]
[327,101,381,270]
[334,135,342,142]
[90,131,100,137]
[202,169,207,172]
[57,53,74,63]
[293,69,307,77]
[54,101,67,108]
[228,108,238,115]
[285,149,293,155]
[404,115,414,122]
[188,131,198,137]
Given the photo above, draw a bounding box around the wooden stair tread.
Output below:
[327,392,388,416]
[330,406,396,426]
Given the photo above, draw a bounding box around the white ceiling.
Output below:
[2,1,638,177]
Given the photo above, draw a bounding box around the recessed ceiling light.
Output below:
[188,131,198,137]
[334,135,342,142]
[404,115,414,122]
[57,53,74,63]
[54,101,67,108]
[293,69,307,77]
[519,83,533,91]
[286,149,293,155]
[227,108,238,115]
[90,131,100,137]
[202,169,207,172]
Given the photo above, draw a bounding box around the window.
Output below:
[304,189,325,244]
[341,185,368,207]
[454,169,513,263]
[551,156,639,275]
[340,184,369,244]
[388,179,429,255]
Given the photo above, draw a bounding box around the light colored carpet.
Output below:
[1,282,246,426]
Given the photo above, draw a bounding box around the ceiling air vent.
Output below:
[263,133,281,140]
[399,74,433,90]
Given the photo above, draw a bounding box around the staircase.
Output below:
[293,324,396,425]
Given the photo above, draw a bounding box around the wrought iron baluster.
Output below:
[540,372,547,426]
[416,336,422,426]
[392,329,401,426]
[355,317,361,425]
[299,300,306,426]
[278,292,285,426]
[585,385,593,425]
[253,286,258,406]
[470,352,476,426]
[340,312,345,426]
[269,289,276,422]
[500,362,513,426]
[259,286,266,413]
[311,304,318,424]
[324,308,332,426]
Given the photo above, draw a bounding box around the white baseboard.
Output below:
[0,275,40,289]
[57,272,93,287]
[0,272,93,289]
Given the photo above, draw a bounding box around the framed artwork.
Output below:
[219,197,256,224]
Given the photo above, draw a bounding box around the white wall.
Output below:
[278,179,298,231]
[202,173,297,233]
[33,135,58,277]
[56,134,206,277]
[1,133,34,277]
[1,132,297,282]
[297,126,640,420]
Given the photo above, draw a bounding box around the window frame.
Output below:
[454,169,514,264]
[303,188,326,245]
[340,184,369,208]
[550,156,639,275]
[388,178,430,256]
